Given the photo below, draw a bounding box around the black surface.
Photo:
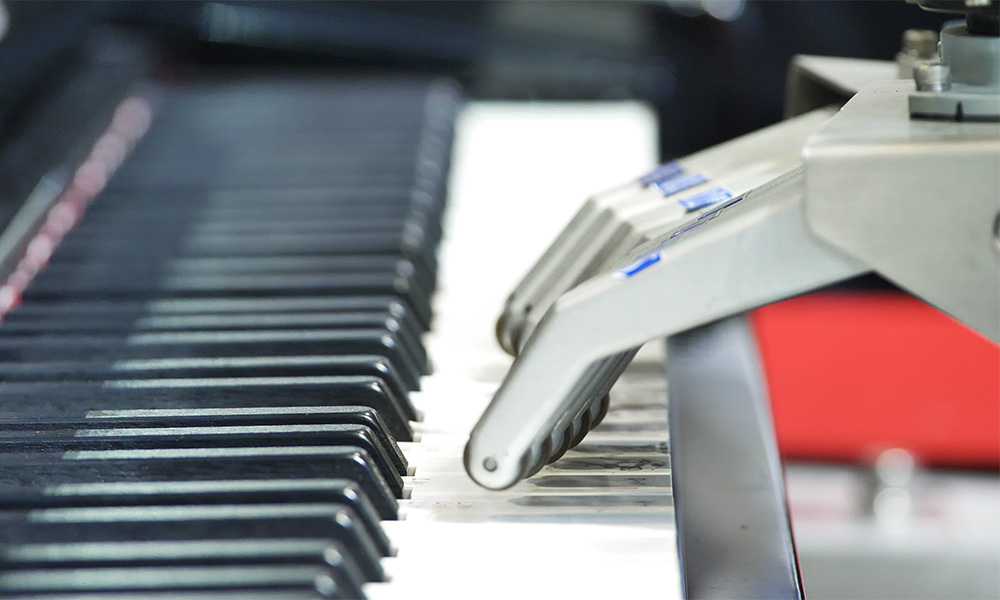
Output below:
[0,354,413,408]
[0,446,398,521]
[0,405,406,477]
[0,377,415,440]
[5,294,430,330]
[0,41,458,594]
[0,422,405,497]
[667,316,802,599]
[0,477,392,556]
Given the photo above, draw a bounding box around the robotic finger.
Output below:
[498,107,836,355]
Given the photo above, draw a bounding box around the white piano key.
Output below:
[375,101,678,599]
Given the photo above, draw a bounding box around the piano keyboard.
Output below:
[0,72,678,598]
[0,76,458,599]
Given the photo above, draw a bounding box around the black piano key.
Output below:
[81,200,437,236]
[0,564,359,598]
[2,310,406,335]
[22,272,433,329]
[0,423,405,497]
[123,141,423,166]
[1,311,427,371]
[0,446,398,520]
[0,478,392,557]
[142,107,435,128]
[1,309,431,377]
[0,405,407,475]
[54,218,423,248]
[0,330,426,390]
[0,311,429,382]
[0,503,384,582]
[7,591,325,599]
[168,253,428,277]
[71,217,414,240]
[41,255,435,297]
[4,295,430,331]
[0,377,414,441]
[120,139,441,165]
[40,252,432,283]
[186,216,432,240]
[0,354,413,408]
[54,227,431,259]
[114,129,426,161]
[152,80,437,110]
[144,313,426,363]
[91,195,444,235]
[137,114,433,136]
[107,159,422,190]
[92,183,423,209]
[0,539,368,599]
[128,130,424,153]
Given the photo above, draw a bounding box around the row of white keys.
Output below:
[365,101,678,599]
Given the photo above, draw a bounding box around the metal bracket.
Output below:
[908,23,1000,121]
[806,80,1000,340]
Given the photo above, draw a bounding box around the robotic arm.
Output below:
[466,0,999,490]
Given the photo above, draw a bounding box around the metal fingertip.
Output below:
[592,393,611,429]
[546,425,573,465]
[495,312,515,355]
[568,405,593,450]
[526,437,553,478]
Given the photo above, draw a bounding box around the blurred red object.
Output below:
[750,291,1000,468]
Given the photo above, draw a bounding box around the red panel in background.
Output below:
[749,291,1000,468]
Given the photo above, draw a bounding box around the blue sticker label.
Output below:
[638,161,683,187]
[678,187,731,212]
[655,172,707,197]
[617,251,661,277]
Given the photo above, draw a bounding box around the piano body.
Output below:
[0,2,996,599]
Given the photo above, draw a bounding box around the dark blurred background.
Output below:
[0,0,949,161]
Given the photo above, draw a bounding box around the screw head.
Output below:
[902,29,938,59]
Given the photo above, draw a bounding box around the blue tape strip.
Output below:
[655,172,707,197]
[638,161,683,187]
[678,187,732,212]
[618,251,661,278]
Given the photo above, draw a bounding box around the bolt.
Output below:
[914,63,951,92]
[862,448,917,529]
[902,29,939,60]
[875,448,916,487]
[483,456,498,472]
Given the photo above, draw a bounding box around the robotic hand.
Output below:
[466,1,999,490]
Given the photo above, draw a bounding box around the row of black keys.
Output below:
[0,78,459,598]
